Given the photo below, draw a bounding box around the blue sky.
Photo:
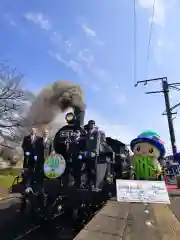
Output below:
[1,0,180,153]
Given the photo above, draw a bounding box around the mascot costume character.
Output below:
[130,131,166,180]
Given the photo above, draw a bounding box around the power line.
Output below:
[133,0,137,84]
[144,0,156,78]
[135,77,180,155]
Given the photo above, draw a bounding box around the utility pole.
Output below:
[135,77,180,155]
[162,79,176,155]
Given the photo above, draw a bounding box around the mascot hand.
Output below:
[153,168,161,176]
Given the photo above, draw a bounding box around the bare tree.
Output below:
[0,61,35,143]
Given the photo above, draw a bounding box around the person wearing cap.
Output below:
[130,130,166,180]
[83,120,99,188]
[86,120,97,133]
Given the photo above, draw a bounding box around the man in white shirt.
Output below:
[31,128,36,141]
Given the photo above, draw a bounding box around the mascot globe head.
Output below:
[130,130,166,159]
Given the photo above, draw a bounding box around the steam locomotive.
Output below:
[19,107,131,220]
[43,107,130,218]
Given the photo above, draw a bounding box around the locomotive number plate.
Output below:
[59,130,74,137]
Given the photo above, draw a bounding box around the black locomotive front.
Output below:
[18,107,131,221]
[52,111,114,192]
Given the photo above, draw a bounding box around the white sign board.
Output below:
[116,180,170,204]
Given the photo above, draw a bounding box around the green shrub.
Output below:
[0,175,14,188]
[0,168,20,176]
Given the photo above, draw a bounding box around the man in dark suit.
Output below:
[22,127,39,169]
[42,129,54,160]
[21,127,45,186]
[21,128,45,211]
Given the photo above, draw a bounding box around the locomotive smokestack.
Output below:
[74,106,85,127]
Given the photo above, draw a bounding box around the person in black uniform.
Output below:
[85,120,98,188]
[71,129,86,188]
[85,120,114,189]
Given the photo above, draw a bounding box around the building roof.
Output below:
[106,137,126,147]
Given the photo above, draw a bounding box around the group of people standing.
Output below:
[21,119,100,175]
[21,127,53,184]
[20,114,114,190]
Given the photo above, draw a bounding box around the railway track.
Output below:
[0,194,21,202]
[0,197,106,240]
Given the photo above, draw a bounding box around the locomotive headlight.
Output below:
[65,112,74,122]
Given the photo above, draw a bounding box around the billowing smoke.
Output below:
[23,80,85,135]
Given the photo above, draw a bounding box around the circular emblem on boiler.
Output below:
[44,153,66,179]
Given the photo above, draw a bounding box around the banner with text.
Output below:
[116,180,170,204]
